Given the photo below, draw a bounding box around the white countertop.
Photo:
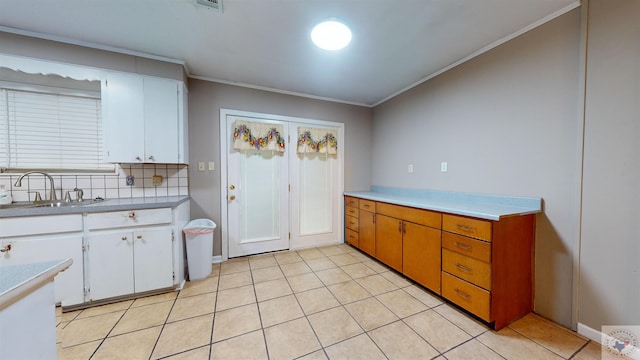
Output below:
[0,259,73,309]
[0,195,189,218]
[344,186,542,221]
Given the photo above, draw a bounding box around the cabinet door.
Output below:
[375,214,403,271]
[359,210,376,256]
[87,231,134,301]
[403,223,441,293]
[143,77,179,163]
[133,228,174,293]
[0,235,84,306]
[102,73,145,162]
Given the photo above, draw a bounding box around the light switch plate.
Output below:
[198,162,205,171]
[441,162,448,172]
[152,175,163,186]
[208,161,215,171]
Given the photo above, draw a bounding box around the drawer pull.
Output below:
[455,242,472,250]
[454,288,471,299]
[456,224,475,233]
[363,204,370,208]
[455,263,473,272]
[121,236,128,241]
[128,211,136,219]
[0,244,12,253]
[137,235,142,239]
[349,221,356,226]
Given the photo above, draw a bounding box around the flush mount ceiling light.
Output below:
[311,19,352,51]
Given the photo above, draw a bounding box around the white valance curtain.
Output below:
[297,127,338,154]
[232,120,285,152]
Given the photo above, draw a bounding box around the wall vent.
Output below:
[196,0,222,12]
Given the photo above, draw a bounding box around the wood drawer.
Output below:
[346,215,359,232]
[345,206,359,218]
[346,228,359,247]
[443,214,492,241]
[359,199,375,212]
[376,202,441,229]
[345,196,359,208]
[442,249,491,290]
[85,208,172,230]
[442,232,491,262]
[442,272,491,322]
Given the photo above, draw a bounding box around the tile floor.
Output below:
[56,244,620,359]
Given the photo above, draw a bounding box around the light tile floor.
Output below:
[56,244,621,359]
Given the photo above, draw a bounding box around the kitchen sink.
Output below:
[0,198,105,210]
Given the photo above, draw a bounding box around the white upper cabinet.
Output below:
[102,72,188,164]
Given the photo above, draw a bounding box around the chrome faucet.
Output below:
[14,171,58,202]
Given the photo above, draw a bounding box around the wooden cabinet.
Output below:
[344,195,535,329]
[440,213,534,330]
[359,208,376,256]
[375,214,403,271]
[375,202,442,290]
[102,72,188,164]
[85,208,174,302]
[344,197,376,256]
[0,214,84,306]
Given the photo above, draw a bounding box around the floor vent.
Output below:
[196,0,222,12]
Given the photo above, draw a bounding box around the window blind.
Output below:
[0,88,113,171]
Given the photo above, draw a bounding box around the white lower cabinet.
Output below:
[85,208,175,302]
[0,214,84,307]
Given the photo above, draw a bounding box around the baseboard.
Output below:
[577,323,602,343]
[578,322,640,359]
[212,255,223,264]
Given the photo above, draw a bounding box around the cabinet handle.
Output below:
[135,156,142,161]
[455,242,472,250]
[121,236,128,241]
[456,224,474,233]
[455,263,472,273]
[363,204,370,208]
[398,221,402,232]
[402,222,406,234]
[454,288,471,299]
[148,155,155,161]
[373,214,375,224]
[136,235,142,240]
[128,211,136,219]
[0,244,12,253]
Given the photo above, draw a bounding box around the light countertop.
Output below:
[344,186,541,221]
[0,196,189,218]
[0,259,72,310]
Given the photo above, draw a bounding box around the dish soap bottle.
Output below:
[0,185,11,205]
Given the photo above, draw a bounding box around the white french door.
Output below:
[221,109,344,260]
[226,116,289,258]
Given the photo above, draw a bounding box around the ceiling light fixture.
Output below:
[311,19,352,51]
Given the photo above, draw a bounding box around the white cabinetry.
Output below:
[85,208,174,302]
[0,215,84,306]
[102,72,188,164]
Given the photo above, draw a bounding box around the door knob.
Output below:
[229,195,236,200]
[229,185,235,190]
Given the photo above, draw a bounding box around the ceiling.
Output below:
[0,0,579,107]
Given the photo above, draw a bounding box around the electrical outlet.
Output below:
[208,161,215,171]
[198,162,205,171]
[126,175,134,186]
[152,175,163,186]
[441,162,448,172]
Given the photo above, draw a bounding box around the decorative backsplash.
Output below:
[0,164,189,202]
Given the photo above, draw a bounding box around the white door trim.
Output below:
[219,108,345,262]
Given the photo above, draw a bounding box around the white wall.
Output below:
[372,9,582,328]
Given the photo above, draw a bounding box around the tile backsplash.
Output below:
[0,164,189,202]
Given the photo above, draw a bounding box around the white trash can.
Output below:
[183,219,216,281]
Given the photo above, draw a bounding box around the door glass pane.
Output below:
[299,153,333,235]
[239,150,280,243]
